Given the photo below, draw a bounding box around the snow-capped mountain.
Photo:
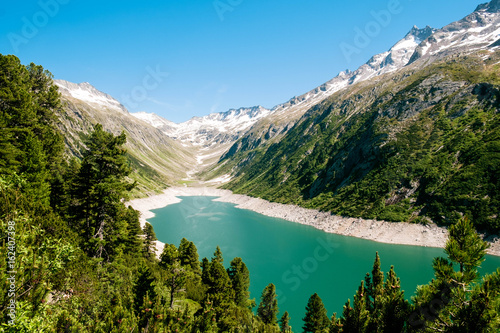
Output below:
[132,106,271,147]
[55,79,129,114]
[409,0,500,63]
[132,111,179,133]
[266,25,437,122]
[53,0,500,186]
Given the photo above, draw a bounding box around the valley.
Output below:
[2,0,500,331]
[54,0,500,241]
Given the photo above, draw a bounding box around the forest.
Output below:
[1,54,499,332]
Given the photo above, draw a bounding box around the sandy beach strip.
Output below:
[127,186,500,257]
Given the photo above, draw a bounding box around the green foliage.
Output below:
[302,293,329,333]
[279,311,293,333]
[445,216,489,277]
[69,123,137,260]
[227,257,251,308]
[3,52,499,333]
[0,54,63,206]
[258,283,279,325]
[143,222,158,260]
[408,216,499,332]
[335,253,409,332]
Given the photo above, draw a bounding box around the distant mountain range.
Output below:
[54,0,500,232]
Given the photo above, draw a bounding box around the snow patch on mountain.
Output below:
[410,1,500,62]
[132,106,271,147]
[265,25,436,125]
[54,79,128,114]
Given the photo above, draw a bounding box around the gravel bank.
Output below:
[128,187,500,257]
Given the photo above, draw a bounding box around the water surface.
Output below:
[148,196,500,331]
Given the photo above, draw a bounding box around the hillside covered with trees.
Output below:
[217,52,500,235]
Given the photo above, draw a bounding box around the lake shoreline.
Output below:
[127,186,500,257]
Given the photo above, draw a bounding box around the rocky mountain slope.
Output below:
[54,80,196,196]
[132,106,272,181]
[208,0,500,233]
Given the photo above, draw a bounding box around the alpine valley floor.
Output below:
[128,186,500,257]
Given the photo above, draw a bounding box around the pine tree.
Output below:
[122,205,142,255]
[193,297,218,332]
[206,258,234,310]
[382,266,408,332]
[133,265,156,315]
[410,216,494,331]
[302,292,329,333]
[201,257,212,285]
[73,123,135,260]
[365,252,384,332]
[0,54,63,206]
[167,261,186,309]
[340,281,370,333]
[227,257,251,308]
[445,216,489,279]
[178,238,200,272]
[258,283,279,325]
[329,313,342,333]
[143,223,157,259]
[279,311,292,333]
[212,245,223,263]
[160,244,179,267]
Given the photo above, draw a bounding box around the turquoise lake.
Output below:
[148,196,500,331]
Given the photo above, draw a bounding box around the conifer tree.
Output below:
[167,261,186,309]
[0,54,63,205]
[410,216,494,331]
[73,123,135,260]
[364,252,384,332]
[227,257,251,308]
[143,223,157,259]
[133,265,157,315]
[178,238,200,272]
[212,245,224,263]
[160,244,179,267]
[279,311,292,333]
[206,255,234,311]
[329,313,342,333]
[201,257,212,285]
[302,292,329,333]
[258,283,279,325]
[382,266,408,332]
[122,205,142,255]
[445,216,489,278]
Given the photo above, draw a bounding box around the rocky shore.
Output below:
[128,186,500,257]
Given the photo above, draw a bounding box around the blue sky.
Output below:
[0,0,486,123]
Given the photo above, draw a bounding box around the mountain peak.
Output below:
[476,0,500,12]
[55,79,128,114]
[405,25,435,41]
